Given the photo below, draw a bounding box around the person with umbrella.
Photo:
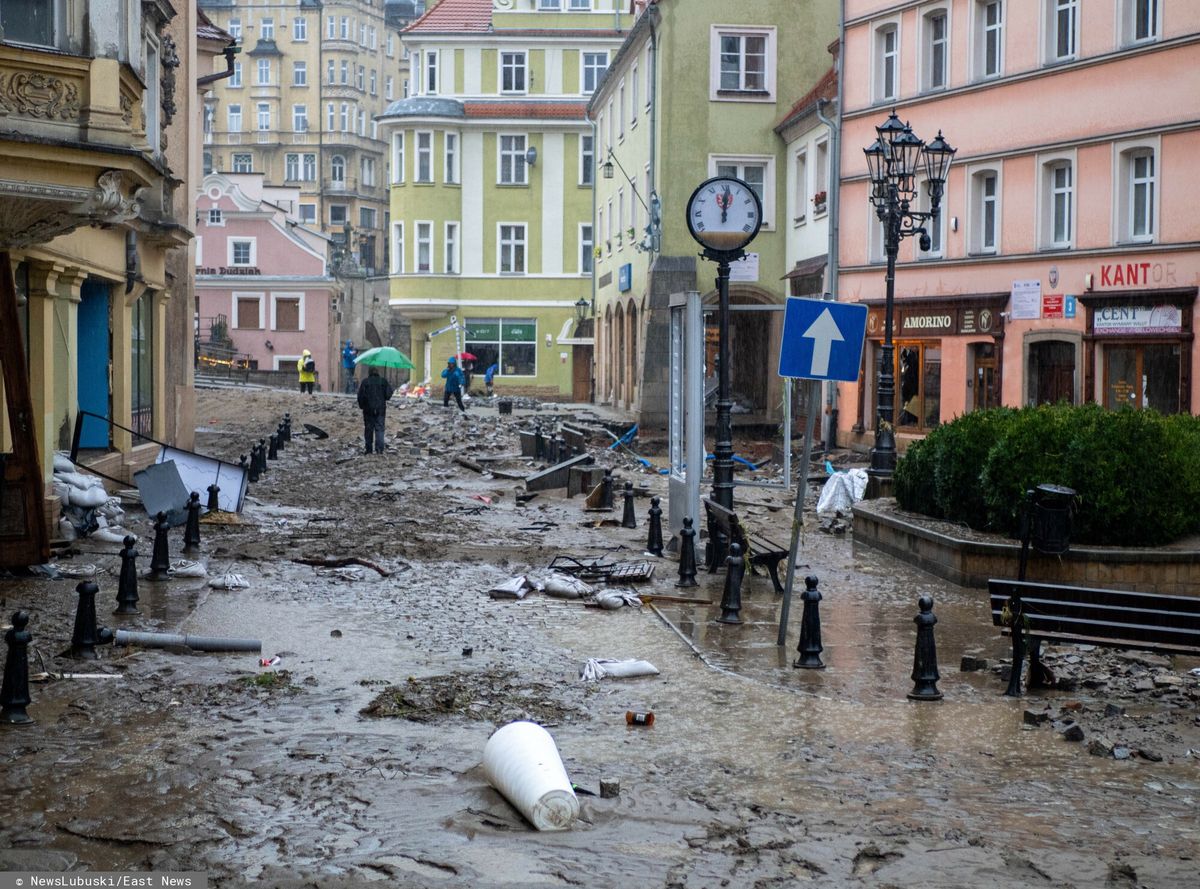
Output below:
[356,366,394,454]
[458,351,477,394]
[441,356,466,412]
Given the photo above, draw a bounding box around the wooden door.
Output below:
[572,344,592,402]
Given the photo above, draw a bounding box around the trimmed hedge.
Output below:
[894,404,1200,546]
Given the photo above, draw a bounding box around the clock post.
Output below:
[685,177,763,556]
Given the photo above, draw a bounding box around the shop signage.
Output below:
[868,306,1001,337]
[198,266,262,276]
[618,263,632,292]
[729,252,759,283]
[1011,280,1041,320]
[1064,295,1077,318]
[899,311,954,334]
[1093,304,1182,334]
[1097,261,1180,288]
[1042,294,1064,318]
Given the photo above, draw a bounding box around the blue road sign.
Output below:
[777,297,868,382]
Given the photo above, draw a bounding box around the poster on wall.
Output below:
[1011,280,1041,320]
[729,253,759,283]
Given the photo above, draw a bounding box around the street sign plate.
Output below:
[777,297,868,382]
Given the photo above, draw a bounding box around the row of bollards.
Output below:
[240,414,292,486]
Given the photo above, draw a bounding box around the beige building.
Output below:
[198,1,423,273]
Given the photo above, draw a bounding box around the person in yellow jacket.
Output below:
[297,349,316,394]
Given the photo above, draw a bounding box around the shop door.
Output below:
[895,341,941,430]
[1029,340,1075,405]
[1104,344,1181,412]
[76,278,111,448]
[972,343,1000,411]
[572,344,592,402]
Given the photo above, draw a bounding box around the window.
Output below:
[331,155,345,187]
[231,62,243,88]
[445,222,459,273]
[330,204,347,225]
[415,132,433,182]
[599,205,606,252]
[339,103,349,132]
[712,156,775,227]
[924,10,948,91]
[144,38,161,153]
[814,140,829,212]
[287,106,305,134]
[232,153,252,173]
[327,60,335,84]
[976,1,1004,79]
[1116,147,1156,243]
[229,19,242,41]
[356,65,364,91]
[580,224,593,274]
[607,101,614,150]
[326,16,335,39]
[326,103,335,130]
[260,18,275,40]
[130,290,154,440]
[712,27,775,99]
[392,132,404,183]
[360,23,367,46]
[917,178,946,259]
[208,208,224,225]
[361,157,376,187]
[341,60,349,84]
[285,153,301,180]
[618,80,625,138]
[539,0,561,8]
[892,343,941,430]
[416,221,433,273]
[387,34,394,57]
[370,27,377,50]
[386,76,394,100]
[302,154,316,181]
[1041,158,1074,248]
[580,134,593,186]
[1104,344,1180,413]
[630,67,638,126]
[370,70,377,95]
[426,50,438,94]
[340,16,349,39]
[203,152,213,175]
[228,104,243,133]
[445,132,459,183]
[499,134,528,185]
[273,296,301,332]
[1046,0,1077,63]
[257,103,270,131]
[254,59,269,86]
[466,318,537,377]
[1122,0,1160,45]
[231,239,255,266]
[502,52,527,94]
[499,224,526,273]
[357,208,376,231]
[235,295,262,329]
[570,0,591,9]
[0,0,64,47]
[793,150,808,224]
[294,17,307,41]
[293,61,307,86]
[299,204,316,224]
[582,52,608,93]
[971,169,1000,254]
[617,190,624,246]
[391,222,405,273]
[874,24,899,102]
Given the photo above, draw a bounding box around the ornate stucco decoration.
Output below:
[0,71,82,120]
[120,93,134,127]
[0,170,147,248]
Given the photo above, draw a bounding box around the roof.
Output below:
[379,97,466,119]
[248,38,284,57]
[463,101,588,120]
[775,68,837,133]
[404,0,494,34]
[197,8,233,44]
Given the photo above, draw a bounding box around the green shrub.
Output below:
[931,407,1016,527]
[894,434,943,518]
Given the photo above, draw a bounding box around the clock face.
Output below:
[686,176,763,254]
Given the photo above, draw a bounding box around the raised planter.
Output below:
[853,498,1200,594]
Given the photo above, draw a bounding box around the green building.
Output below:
[589,0,839,425]
[378,0,633,398]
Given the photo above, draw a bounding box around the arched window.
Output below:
[331,155,346,184]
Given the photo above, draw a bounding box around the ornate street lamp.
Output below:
[864,111,956,481]
[574,296,590,323]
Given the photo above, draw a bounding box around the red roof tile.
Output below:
[197,8,234,44]
[405,0,494,34]
[463,101,589,120]
[775,68,837,132]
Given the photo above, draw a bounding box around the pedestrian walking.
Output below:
[461,357,475,394]
[341,340,358,393]
[484,362,499,397]
[356,367,394,454]
[297,349,316,395]
[441,357,466,412]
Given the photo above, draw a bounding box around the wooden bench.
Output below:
[989,579,1200,690]
[702,497,789,594]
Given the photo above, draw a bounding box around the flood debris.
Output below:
[291,556,391,577]
[488,575,537,600]
[114,630,262,653]
[482,721,579,831]
[579,658,659,681]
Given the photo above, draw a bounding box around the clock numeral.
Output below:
[695,222,705,231]
[706,188,716,195]
[744,198,753,205]
[743,224,752,232]
[693,210,703,218]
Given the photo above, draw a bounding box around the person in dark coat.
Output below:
[441,357,466,412]
[356,367,394,454]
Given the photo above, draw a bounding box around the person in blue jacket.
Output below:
[341,340,358,393]
[484,362,500,397]
[441,357,466,412]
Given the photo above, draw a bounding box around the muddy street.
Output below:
[2,387,1199,888]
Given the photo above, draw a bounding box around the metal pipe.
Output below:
[197,44,239,87]
[114,630,261,652]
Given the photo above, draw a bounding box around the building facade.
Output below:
[837,0,1200,453]
[588,0,840,425]
[198,0,424,274]
[195,173,342,388]
[379,0,629,398]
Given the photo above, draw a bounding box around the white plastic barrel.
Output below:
[482,721,579,831]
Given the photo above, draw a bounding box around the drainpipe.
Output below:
[197,43,238,87]
[590,116,599,401]
[647,10,658,252]
[816,10,844,453]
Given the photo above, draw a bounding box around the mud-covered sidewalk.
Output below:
[2,388,1198,888]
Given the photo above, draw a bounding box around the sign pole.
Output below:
[777,378,820,646]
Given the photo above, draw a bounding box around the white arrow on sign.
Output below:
[801,308,845,377]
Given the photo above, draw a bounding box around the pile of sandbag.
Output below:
[52,453,137,543]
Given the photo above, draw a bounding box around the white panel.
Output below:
[465,47,482,95]
[463,131,485,275]
[541,132,564,276]
[443,48,457,95]
[545,48,563,95]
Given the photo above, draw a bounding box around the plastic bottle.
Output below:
[625,710,654,727]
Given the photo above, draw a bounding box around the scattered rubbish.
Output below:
[548,555,654,583]
[133,460,191,526]
[25,564,61,580]
[591,589,643,610]
[445,505,488,516]
[30,672,121,682]
[625,711,655,727]
[300,423,329,439]
[470,494,493,505]
[259,655,282,668]
[514,492,539,505]
[168,560,208,578]
[488,575,538,600]
[327,566,366,582]
[543,573,593,599]
[571,784,597,797]
[580,658,659,681]
[519,521,557,533]
[291,556,391,577]
[208,574,251,590]
[330,629,343,638]
[462,647,474,657]
[599,779,620,798]
[482,721,579,831]
[114,629,262,653]
[56,563,98,579]
[816,467,869,528]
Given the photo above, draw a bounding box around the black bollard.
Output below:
[114,535,141,615]
[534,424,546,461]
[601,469,615,510]
[908,595,943,701]
[247,447,260,484]
[1,611,35,725]
[646,496,664,556]
[69,581,112,659]
[793,575,825,669]
[257,439,268,475]
[717,543,745,625]
[183,491,202,550]
[206,483,220,513]
[149,511,171,578]
[276,423,287,450]
[282,413,292,442]
[621,481,637,529]
[676,517,699,588]
[268,433,278,460]
[238,454,248,473]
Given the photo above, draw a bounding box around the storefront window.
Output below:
[1028,340,1076,406]
[131,292,154,441]
[895,342,941,430]
[1104,344,1180,413]
[465,317,537,378]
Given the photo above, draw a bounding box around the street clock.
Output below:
[685,176,763,256]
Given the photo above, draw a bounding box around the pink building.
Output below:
[195,173,342,389]
[837,1,1200,452]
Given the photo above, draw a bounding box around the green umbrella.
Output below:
[354,346,415,370]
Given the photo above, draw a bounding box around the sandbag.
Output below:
[67,485,108,508]
[542,573,592,599]
[580,658,660,681]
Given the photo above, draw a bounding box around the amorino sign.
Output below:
[898,309,954,335]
